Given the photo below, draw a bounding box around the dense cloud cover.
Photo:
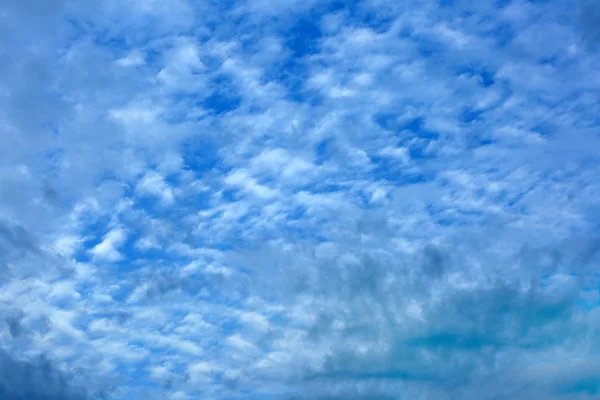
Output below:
[0,0,599,399]
[0,349,99,400]
[581,0,600,48]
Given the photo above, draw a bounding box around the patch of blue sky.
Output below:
[370,158,435,185]
[181,136,223,173]
[465,133,497,149]
[562,378,600,395]
[427,207,486,227]
[284,11,323,59]
[455,65,497,87]
[375,115,440,140]
[200,74,243,115]
[488,21,517,48]
[314,137,335,165]
[91,29,132,54]
[493,0,513,7]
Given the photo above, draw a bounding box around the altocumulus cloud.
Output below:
[0,0,599,399]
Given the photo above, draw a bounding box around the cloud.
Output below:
[224,169,280,199]
[245,239,598,400]
[4,309,25,338]
[0,349,98,400]
[581,0,600,49]
[90,228,127,262]
[0,219,38,269]
[0,0,599,398]
[136,171,176,205]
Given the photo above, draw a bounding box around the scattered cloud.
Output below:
[0,0,599,398]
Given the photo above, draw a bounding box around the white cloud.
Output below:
[136,170,176,204]
[90,228,127,262]
[187,361,217,384]
[379,146,410,163]
[116,49,145,67]
[224,169,279,199]
[52,234,83,257]
[157,38,206,92]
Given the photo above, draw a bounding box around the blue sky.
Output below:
[1,0,600,399]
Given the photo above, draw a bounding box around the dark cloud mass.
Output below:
[0,350,95,400]
[581,0,600,48]
[260,238,600,400]
[4,309,25,338]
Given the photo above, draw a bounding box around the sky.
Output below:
[0,0,600,399]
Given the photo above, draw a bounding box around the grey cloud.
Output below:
[124,263,216,303]
[0,219,38,259]
[262,237,600,400]
[0,219,40,279]
[581,0,600,48]
[4,309,25,338]
[0,217,77,282]
[0,349,98,400]
[420,245,446,278]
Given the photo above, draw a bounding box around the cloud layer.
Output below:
[0,0,599,399]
